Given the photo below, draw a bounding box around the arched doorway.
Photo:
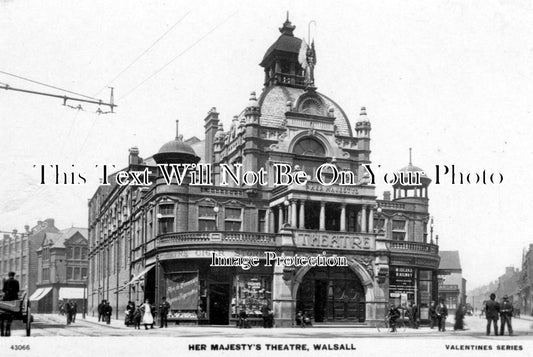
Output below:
[296,266,366,323]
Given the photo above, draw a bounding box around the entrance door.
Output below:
[209,283,230,325]
[297,267,366,322]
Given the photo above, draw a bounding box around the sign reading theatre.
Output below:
[295,232,375,250]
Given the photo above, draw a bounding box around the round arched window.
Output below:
[293,137,326,157]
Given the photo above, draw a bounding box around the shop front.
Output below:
[156,254,274,326]
[388,265,439,324]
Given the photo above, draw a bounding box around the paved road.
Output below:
[6,314,533,338]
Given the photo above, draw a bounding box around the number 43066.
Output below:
[10,345,30,350]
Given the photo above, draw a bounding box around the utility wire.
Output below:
[93,10,191,97]
[0,70,99,100]
[119,10,238,101]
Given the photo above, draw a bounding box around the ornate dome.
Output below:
[153,121,200,164]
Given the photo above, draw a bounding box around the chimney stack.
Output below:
[383,191,391,201]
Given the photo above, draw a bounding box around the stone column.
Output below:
[291,200,297,228]
[319,202,326,231]
[368,208,374,233]
[299,201,305,229]
[278,206,284,231]
[265,209,271,233]
[361,205,367,233]
[340,204,346,232]
[269,208,275,233]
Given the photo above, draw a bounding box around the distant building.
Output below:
[519,244,533,316]
[438,251,466,314]
[32,227,89,313]
[0,219,59,298]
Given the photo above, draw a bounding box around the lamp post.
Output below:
[283,198,290,227]
[213,205,220,231]
[82,275,88,319]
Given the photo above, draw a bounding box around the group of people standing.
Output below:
[97,299,113,324]
[124,298,171,330]
[484,293,514,336]
[62,300,78,325]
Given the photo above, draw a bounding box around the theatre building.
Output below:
[87,17,440,326]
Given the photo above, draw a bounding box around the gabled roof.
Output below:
[439,250,462,270]
[40,227,88,250]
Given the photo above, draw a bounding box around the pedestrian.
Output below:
[71,301,78,323]
[410,302,419,329]
[65,299,73,325]
[104,301,113,324]
[238,305,249,328]
[2,272,20,301]
[436,298,448,332]
[98,300,105,322]
[386,303,401,332]
[454,303,465,331]
[125,301,135,326]
[429,300,437,329]
[140,299,154,329]
[133,305,142,329]
[159,297,170,328]
[0,272,19,337]
[295,310,303,327]
[261,303,270,328]
[485,293,500,336]
[500,295,513,336]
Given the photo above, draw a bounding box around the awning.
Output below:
[29,287,52,301]
[125,264,155,287]
[59,287,85,300]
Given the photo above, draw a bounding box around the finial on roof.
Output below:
[175,119,180,140]
[409,147,412,166]
[279,12,296,36]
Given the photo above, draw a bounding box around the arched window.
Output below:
[293,137,326,157]
[300,98,323,116]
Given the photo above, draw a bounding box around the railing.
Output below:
[148,231,277,251]
[378,201,406,210]
[199,187,244,196]
[389,241,439,254]
[274,72,305,86]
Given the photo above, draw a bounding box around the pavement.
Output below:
[2,314,525,338]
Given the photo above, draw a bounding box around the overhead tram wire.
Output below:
[0,70,99,101]
[93,10,191,97]
[75,10,237,160]
[118,10,238,101]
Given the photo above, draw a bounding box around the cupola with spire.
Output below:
[260,13,306,89]
[392,148,431,200]
[355,106,371,138]
[153,120,200,164]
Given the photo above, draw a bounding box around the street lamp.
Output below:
[213,205,220,230]
[82,275,88,319]
[430,216,434,244]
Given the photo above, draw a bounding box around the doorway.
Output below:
[208,283,230,325]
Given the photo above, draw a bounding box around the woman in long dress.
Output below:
[141,299,154,330]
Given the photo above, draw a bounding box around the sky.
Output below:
[0,0,532,290]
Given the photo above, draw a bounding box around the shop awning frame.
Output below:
[29,287,52,301]
[58,287,86,300]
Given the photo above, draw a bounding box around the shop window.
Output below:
[198,206,217,231]
[258,210,266,232]
[232,275,272,318]
[225,208,242,232]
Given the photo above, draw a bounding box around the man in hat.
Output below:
[500,295,514,336]
[2,272,19,301]
[485,293,500,336]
